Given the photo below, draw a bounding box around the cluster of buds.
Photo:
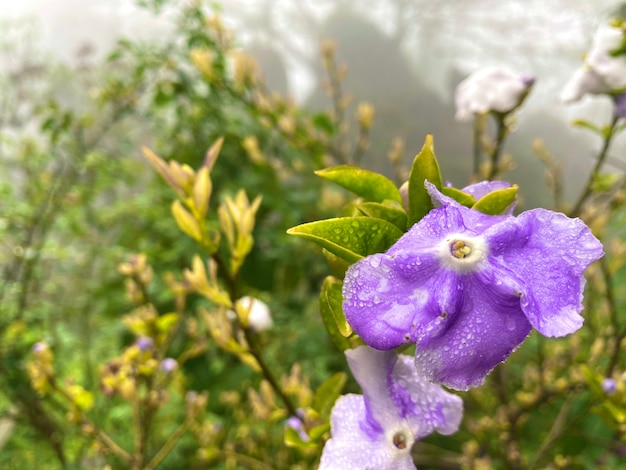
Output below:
[118,253,153,303]
[200,307,259,372]
[123,304,179,347]
[229,50,260,92]
[143,138,223,252]
[190,48,216,82]
[218,189,262,276]
[27,342,55,395]
[204,14,234,51]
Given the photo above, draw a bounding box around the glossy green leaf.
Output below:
[316,165,402,204]
[313,372,347,420]
[407,134,443,226]
[440,187,476,208]
[472,186,518,215]
[319,276,351,352]
[287,217,403,263]
[357,200,407,229]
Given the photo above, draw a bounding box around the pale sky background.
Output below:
[3,0,626,205]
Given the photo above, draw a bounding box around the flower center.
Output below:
[392,431,408,450]
[385,425,414,454]
[437,234,488,273]
[450,240,472,259]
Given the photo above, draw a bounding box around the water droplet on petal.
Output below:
[505,316,516,331]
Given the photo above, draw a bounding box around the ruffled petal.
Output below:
[390,354,463,437]
[495,209,603,337]
[413,270,532,390]
[319,394,416,470]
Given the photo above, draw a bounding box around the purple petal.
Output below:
[319,394,416,470]
[616,93,626,119]
[345,347,398,430]
[413,270,532,390]
[389,354,463,437]
[488,209,603,337]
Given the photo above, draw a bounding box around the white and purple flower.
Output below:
[343,183,603,390]
[319,346,462,470]
[560,21,626,103]
[454,66,535,122]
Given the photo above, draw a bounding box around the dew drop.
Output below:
[505,316,516,331]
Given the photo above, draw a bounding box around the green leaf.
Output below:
[287,217,403,263]
[572,119,603,135]
[407,135,443,226]
[308,423,331,441]
[313,372,348,420]
[440,187,476,207]
[284,425,317,449]
[322,248,351,278]
[357,200,407,229]
[319,276,351,351]
[472,186,518,215]
[591,172,620,192]
[311,112,336,136]
[316,166,402,204]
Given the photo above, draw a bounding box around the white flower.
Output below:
[560,23,626,103]
[454,66,535,122]
[228,296,273,332]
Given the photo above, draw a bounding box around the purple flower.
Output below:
[615,93,626,119]
[319,346,462,470]
[343,183,603,390]
[32,342,48,354]
[160,358,178,373]
[285,415,309,442]
[136,336,154,352]
[602,378,617,396]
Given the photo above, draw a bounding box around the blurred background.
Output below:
[3,0,626,206]
[0,0,623,207]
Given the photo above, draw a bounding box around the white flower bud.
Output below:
[560,23,626,103]
[455,66,535,122]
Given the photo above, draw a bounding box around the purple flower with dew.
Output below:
[343,182,603,390]
[160,358,178,373]
[136,336,154,352]
[319,346,462,470]
[602,378,617,396]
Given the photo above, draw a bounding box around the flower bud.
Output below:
[455,66,535,122]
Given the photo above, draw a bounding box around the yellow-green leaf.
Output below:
[407,135,443,227]
[287,217,402,263]
[440,187,476,207]
[472,186,518,215]
[357,200,407,230]
[316,165,402,204]
[313,372,347,420]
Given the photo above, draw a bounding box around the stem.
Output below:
[486,115,508,181]
[242,326,298,418]
[54,384,132,463]
[602,257,623,376]
[144,418,192,470]
[472,116,482,180]
[570,114,619,218]
[529,396,573,469]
